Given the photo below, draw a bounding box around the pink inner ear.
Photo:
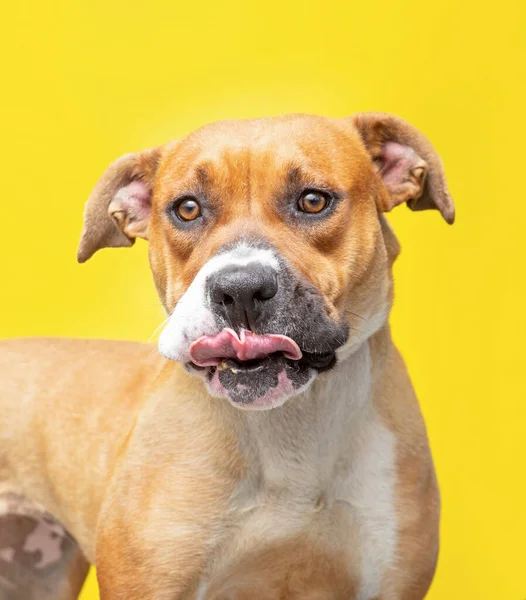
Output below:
[114,179,152,219]
[110,179,152,239]
[376,141,427,208]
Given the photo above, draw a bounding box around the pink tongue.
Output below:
[189,328,302,367]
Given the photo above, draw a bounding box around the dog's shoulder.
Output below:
[0,336,157,365]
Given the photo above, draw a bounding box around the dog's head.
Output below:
[78,113,454,410]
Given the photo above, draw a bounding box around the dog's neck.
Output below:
[195,327,397,597]
[230,331,384,497]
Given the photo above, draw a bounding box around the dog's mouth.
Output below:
[189,328,302,367]
[187,328,335,409]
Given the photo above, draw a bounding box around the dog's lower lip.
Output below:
[189,363,206,371]
[192,349,336,374]
[299,351,335,370]
[223,356,270,372]
[191,356,271,373]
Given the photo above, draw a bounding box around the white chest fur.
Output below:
[210,343,398,599]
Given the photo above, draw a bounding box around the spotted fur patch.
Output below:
[0,494,83,599]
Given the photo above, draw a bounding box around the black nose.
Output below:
[208,263,278,329]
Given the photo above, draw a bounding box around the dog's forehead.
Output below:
[189,114,346,147]
[159,115,366,178]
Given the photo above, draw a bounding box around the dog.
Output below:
[0,112,454,600]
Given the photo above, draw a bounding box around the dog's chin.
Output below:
[184,352,331,410]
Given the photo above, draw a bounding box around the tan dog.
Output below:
[0,113,454,600]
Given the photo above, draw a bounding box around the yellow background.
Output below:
[1,1,524,598]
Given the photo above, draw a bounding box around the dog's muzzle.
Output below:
[159,243,349,410]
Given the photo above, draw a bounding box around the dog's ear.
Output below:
[77,147,162,263]
[350,112,455,224]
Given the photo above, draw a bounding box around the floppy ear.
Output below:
[77,147,161,263]
[350,112,455,224]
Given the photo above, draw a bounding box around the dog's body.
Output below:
[0,113,453,599]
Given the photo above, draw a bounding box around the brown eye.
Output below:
[297,191,330,214]
[176,198,201,221]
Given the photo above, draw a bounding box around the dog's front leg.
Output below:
[94,467,238,600]
[95,499,214,600]
[93,403,243,600]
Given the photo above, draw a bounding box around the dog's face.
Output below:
[78,113,454,410]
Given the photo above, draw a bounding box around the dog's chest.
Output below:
[214,354,399,599]
[329,408,398,600]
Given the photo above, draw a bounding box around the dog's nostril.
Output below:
[254,287,275,303]
[255,275,278,302]
[210,284,233,306]
[222,295,234,306]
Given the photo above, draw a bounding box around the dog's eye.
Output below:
[173,197,202,222]
[297,190,330,214]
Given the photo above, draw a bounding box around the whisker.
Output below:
[348,310,368,322]
[148,318,169,343]
[349,325,366,336]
